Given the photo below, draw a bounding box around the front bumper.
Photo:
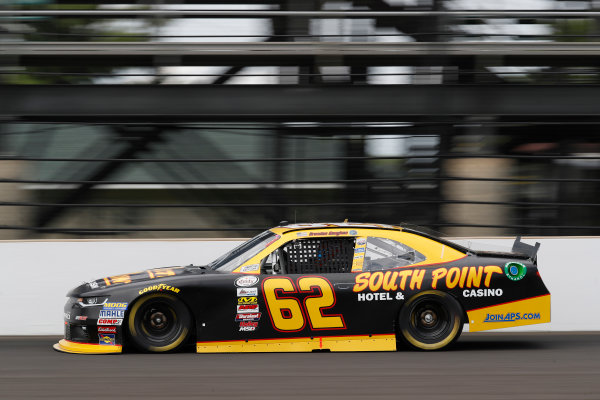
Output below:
[55,296,125,354]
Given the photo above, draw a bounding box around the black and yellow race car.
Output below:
[54,222,550,354]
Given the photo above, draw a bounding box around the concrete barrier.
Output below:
[0,237,596,335]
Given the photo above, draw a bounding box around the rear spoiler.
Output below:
[512,236,541,261]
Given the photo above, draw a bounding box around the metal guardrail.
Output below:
[5,41,600,56]
[3,10,600,18]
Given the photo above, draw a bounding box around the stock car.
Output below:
[54,222,550,354]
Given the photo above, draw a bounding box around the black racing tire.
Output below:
[397,290,463,351]
[127,293,192,353]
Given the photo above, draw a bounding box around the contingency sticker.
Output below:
[352,237,368,272]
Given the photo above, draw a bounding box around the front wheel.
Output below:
[397,291,463,351]
[127,293,192,353]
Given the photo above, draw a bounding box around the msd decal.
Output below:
[239,321,258,332]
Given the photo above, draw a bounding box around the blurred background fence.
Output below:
[1,1,599,238]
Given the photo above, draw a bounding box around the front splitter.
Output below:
[53,339,122,354]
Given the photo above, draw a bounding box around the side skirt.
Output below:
[196,334,397,353]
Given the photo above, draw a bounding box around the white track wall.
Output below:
[0,237,597,335]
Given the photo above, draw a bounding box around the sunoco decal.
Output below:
[99,333,116,346]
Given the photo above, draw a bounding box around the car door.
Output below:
[257,233,406,341]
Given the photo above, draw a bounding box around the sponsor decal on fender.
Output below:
[99,309,125,318]
[463,288,503,297]
[237,287,258,297]
[237,304,259,313]
[235,276,259,287]
[239,321,258,331]
[75,315,88,321]
[237,296,258,304]
[98,318,123,326]
[240,264,259,273]
[353,267,503,293]
[505,262,527,281]
[102,302,128,311]
[98,326,117,333]
[99,333,116,346]
[235,313,261,322]
[138,283,180,295]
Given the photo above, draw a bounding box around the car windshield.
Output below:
[209,230,277,272]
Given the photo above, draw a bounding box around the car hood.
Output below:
[67,265,213,297]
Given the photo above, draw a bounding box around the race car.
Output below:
[54,222,550,354]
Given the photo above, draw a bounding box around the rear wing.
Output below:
[512,236,541,262]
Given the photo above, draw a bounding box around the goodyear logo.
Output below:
[138,284,180,295]
[238,296,258,304]
[103,302,128,310]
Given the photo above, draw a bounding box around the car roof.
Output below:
[269,222,471,254]
[271,222,400,234]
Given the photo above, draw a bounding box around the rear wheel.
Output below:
[127,293,192,353]
[397,290,463,351]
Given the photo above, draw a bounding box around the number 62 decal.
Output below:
[262,276,346,332]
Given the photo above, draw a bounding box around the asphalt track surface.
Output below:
[1,333,599,400]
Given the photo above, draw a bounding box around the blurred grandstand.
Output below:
[0,1,598,239]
